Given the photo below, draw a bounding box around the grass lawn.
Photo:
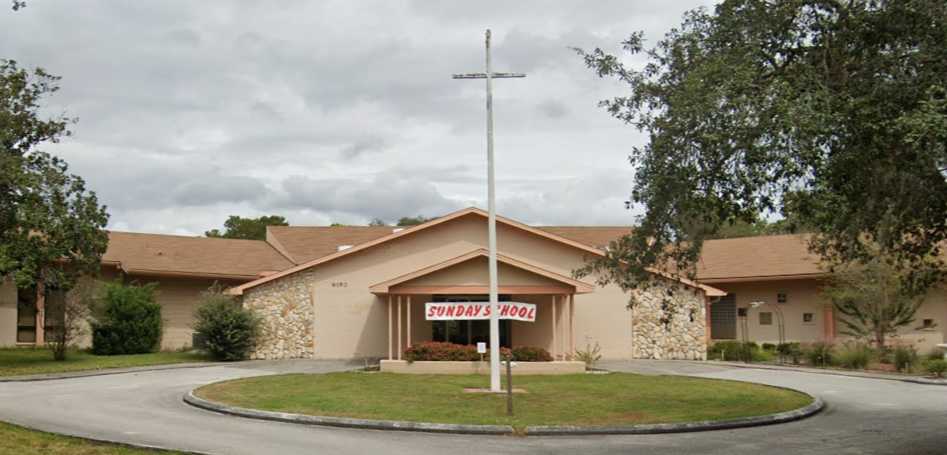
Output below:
[195,372,813,430]
[0,421,183,454]
[0,348,211,377]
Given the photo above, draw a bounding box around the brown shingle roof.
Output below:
[101,217,823,284]
[537,226,632,250]
[696,234,823,282]
[537,227,823,283]
[266,226,396,264]
[104,231,294,280]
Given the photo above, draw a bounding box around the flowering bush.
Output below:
[404,342,552,362]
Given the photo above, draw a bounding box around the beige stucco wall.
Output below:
[144,277,237,350]
[243,214,702,360]
[403,257,563,287]
[711,279,947,353]
[0,276,17,346]
[0,270,224,351]
[713,279,828,344]
[890,286,945,354]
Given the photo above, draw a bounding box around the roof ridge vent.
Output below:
[337,244,353,251]
[392,228,404,233]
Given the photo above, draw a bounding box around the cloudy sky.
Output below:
[2,1,713,235]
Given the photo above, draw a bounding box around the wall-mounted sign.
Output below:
[425,301,536,322]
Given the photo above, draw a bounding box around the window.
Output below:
[737,307,748,317]
[921,319,935,330]
[776,292,787,304]
[759,312,773,326]
[803,313,814,324]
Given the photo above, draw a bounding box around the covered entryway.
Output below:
[369,249,594,360]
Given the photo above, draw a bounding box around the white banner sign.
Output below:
[425,301,536,322]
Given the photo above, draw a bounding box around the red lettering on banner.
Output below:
[465,306,476,317]
[436,306,446,316]
[427,306,436,318]
[518,307,528,318]
[527,308,535,320]
[499,304,511,316]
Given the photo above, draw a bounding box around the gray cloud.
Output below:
[537,99,569,119]
[339,137,387,161]
[277,170,463,222]
[1,1,714,234]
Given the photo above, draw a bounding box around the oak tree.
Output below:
[576,1,947,295]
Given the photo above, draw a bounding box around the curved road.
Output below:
[0,360,944,454]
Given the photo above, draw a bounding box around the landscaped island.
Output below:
[194,372,813,431]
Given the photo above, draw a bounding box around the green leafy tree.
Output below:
[368,218,387,226]
[575,1,947,296]
[192,284,261,361]
[205,215,288,240]
[0,60,109,347]
[396,215,431,226]
[822,253,932,349]
[91,282,162,355]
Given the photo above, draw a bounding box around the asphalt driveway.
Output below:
[0,360,944,455]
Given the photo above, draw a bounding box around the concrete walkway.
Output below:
[0,360,945,454]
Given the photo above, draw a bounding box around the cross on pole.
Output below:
[452,29,525,393]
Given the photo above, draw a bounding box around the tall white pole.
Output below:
[451,29,524,393]
[485,29,501,393]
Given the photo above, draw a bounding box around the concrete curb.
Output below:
[183,390,515,435]
[707,361,947,386]
[0,362,219,383]
[184,387,823,436]
[526,397,824,435]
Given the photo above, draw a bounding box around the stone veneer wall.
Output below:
[241,270,316,359]
[631,280,707,360]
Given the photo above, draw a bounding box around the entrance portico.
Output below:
[369,249,593,361]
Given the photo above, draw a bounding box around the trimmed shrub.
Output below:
[752,348,775,362]
[803,342,834,367]
[709,341,758,362]
[835,343,873,370]
[403,342,511,362]
[777,342,803,364]
[924,349,945,361]
[924,359,947,378]
[193,287,261,361]
[761,343,777,352]
[892,345,918,372]
[91,282,162,355]
[511,346,553,362]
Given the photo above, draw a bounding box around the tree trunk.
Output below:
[874,329,886,350]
